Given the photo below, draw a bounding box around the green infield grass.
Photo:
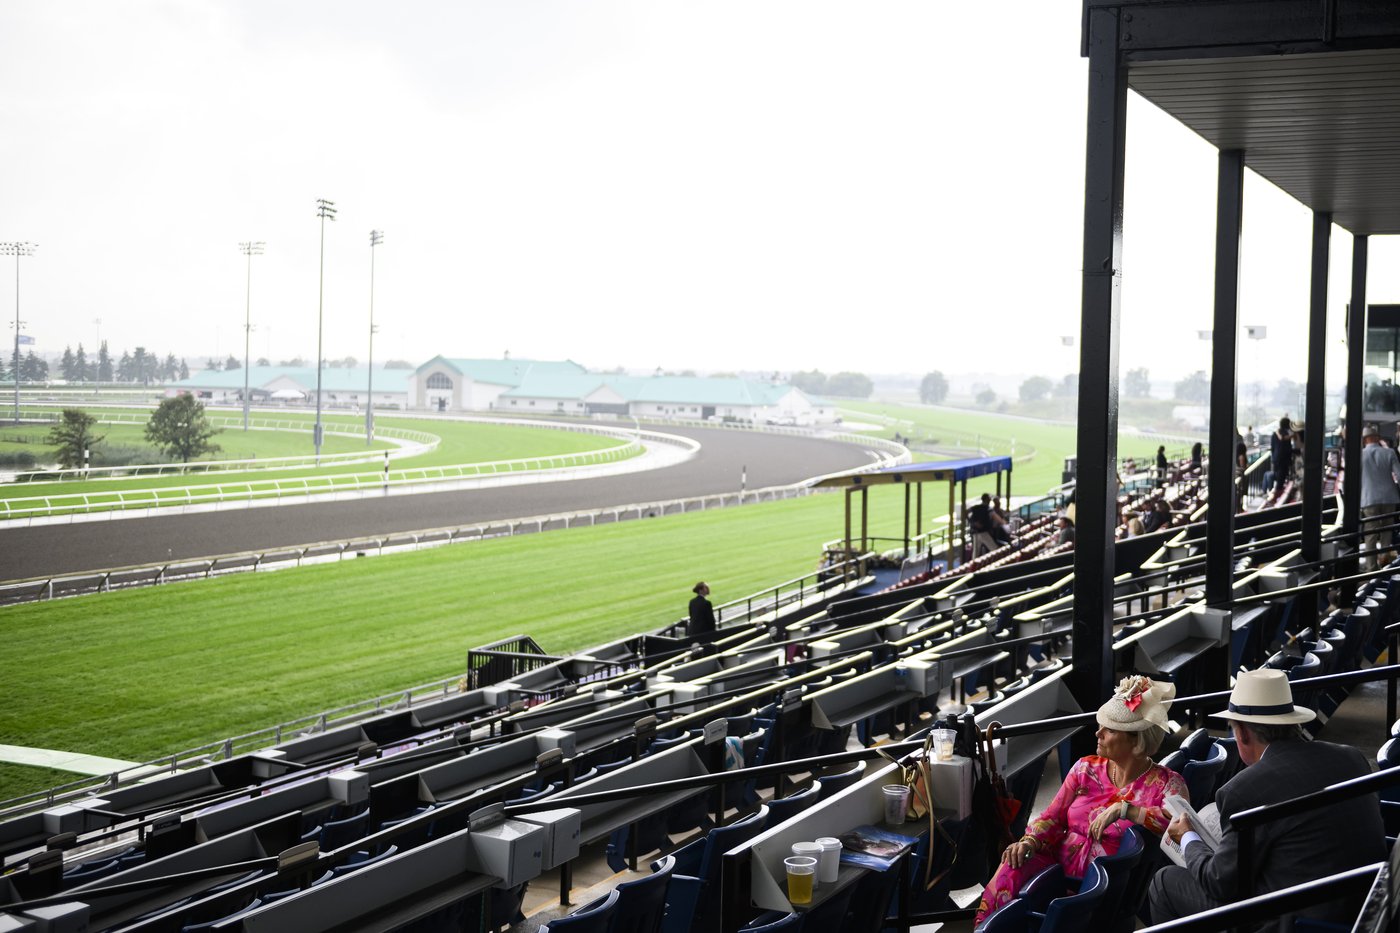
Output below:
[0,415,634,512]
[839,400,1183,496]
[0,486,927,801]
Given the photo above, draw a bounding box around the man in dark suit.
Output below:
[1149,669,1384,931]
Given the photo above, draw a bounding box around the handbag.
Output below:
[876,731,959,892]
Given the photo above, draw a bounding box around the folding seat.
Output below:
[763,783,821,827]
[1181,743,1229,809]
[540,889,619,932]
[661,807,768,933]
[609,854,674,933]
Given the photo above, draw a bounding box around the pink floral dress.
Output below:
[974,756,1187,925]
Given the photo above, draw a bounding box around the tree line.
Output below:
[4,343,195,385]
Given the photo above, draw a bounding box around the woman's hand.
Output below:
[1089,801,1128,840]
[1001,837,1037,868]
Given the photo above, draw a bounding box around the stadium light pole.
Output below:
[1,242,37,425]
[239,241,265,431]
[367,229,383,446]
[314,199,337,462]
[1245,325,1267,423]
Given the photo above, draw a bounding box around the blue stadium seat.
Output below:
[318,807,371,852]
[610,855,674,933]
[541,889,619,933]
[1181,742,1228,808]
[816,762,865,799]
[1178,728,1212,761]
[737,912,803,932]
[978,898,1029,933]
[1029,861,1109,933]
[763,783,821,826]
[662,807,768,933]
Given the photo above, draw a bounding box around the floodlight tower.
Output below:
[367,229,383,445]
[239,241,265,431]
[1,242,37,425]
[314,199,337,462]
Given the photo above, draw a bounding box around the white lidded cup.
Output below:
[791,840,824,883]
[815,836,841,883]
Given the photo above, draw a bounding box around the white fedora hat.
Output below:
[1213,669,1316,725]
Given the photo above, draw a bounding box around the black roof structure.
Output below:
[1070,1,1400,721]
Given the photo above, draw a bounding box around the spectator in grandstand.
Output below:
[1123,509,1146,538]
[1124,456,1137,476]
[1235,443,1250,509]
[1245,425,1257,448]
[975,676,1186,925]
[1268,417,1293,493]
[968,493,998,556]
[1190,441,1204,470]
[1156,445,1169,483]
[1141,499,1173,535]
[1055,515,1074,546]
[1359,424,1400,570]
[688,582,716,636]
[1149,670,1383,931]
[989,496,1013,546]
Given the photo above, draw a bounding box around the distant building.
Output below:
[168,358,836,424]
[409,357,589,412]
[496,371,835,424]
[167,366,410,410]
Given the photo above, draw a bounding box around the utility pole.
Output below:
[239,241,265,431]
[367,229,383,445]
[1,242,37,425]
[314,199,337,462]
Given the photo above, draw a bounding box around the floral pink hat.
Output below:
[1096,675,1175,733]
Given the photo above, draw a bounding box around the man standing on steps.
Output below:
[1360,424,1400,570]
[688,581,716,638]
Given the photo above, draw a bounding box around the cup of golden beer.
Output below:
[784,856,817,905]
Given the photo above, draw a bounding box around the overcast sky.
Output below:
[1,0,1393,387]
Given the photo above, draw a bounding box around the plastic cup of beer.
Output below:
[933,727,956,761]
[883,784,911,825]
[785,856,817,905]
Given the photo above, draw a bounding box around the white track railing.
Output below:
[0,437,641,520]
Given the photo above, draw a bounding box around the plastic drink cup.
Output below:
[815,836,842,883]
[785,856,817,905]
[883,784,911,825]
[933,727,956,761]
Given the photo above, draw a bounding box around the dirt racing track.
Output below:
[0,425,885,581]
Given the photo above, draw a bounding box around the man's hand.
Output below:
[1166,811,1194,845]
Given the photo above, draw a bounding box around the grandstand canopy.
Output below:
[812,455,1012,489]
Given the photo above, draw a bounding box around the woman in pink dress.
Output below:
[974,676,1188,926]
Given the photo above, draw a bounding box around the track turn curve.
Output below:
[0,425,881,581]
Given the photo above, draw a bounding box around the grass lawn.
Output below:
[0,487,926,801]
[840,400,1182,497]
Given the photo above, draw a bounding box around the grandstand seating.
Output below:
[0,517,1394,933]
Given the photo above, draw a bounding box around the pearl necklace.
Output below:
[1110,758,1150,788]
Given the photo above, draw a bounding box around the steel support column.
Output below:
[1070,5,1127,719]
[1302,212,1332,565]
[1343,236,1369,544]
[1206,150,1244,612]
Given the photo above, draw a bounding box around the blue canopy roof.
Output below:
[813,455,1012,488]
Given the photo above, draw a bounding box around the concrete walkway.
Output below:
[0,744,139,776]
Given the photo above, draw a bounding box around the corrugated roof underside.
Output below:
[1131,48,1400,235]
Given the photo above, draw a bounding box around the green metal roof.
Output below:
[421,357,587,387]
[170,366,410,393]
[501,373,810,406]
